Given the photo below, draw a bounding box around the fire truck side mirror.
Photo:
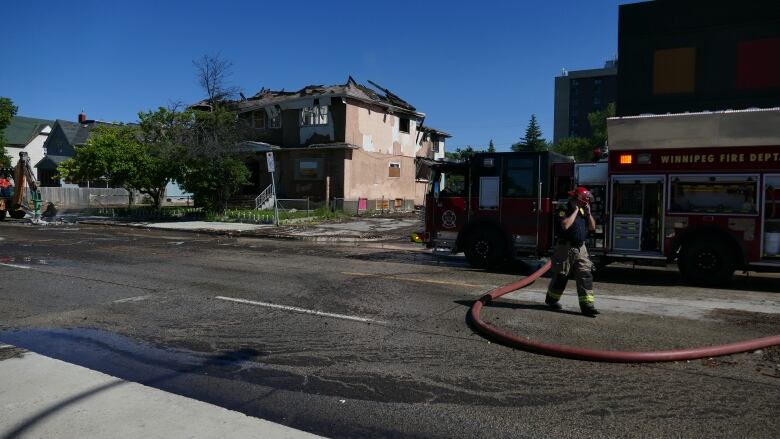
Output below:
[433,181,440,199]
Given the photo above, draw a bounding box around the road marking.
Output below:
[113,295,153,303]
[0,263,31,270]
[342,271,488,289]
[215,296,386,324]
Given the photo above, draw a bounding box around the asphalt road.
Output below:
[1,222,779,438]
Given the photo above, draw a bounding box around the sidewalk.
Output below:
[0,344,324,439]
[78,216,421,243]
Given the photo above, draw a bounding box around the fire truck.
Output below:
[417,108,780,283]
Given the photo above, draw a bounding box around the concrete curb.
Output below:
[77,220,403,243]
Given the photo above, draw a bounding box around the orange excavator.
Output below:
[0,151,42,221]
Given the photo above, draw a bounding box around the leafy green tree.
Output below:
[512,114,548,152]
[487,139,496,153]
[552,136,594,162]
[551,102,615,162]
[445,145,477,160]
[176,106,249,212]
[587,102,615,148]
[58,108,188,209]
[0,97,19,167]
[173,54,250,213]
[178,157,249,212]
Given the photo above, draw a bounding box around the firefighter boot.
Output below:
[545,297,563,310]
[580,303,600,316]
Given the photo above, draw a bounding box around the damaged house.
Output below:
[207,77,449,209]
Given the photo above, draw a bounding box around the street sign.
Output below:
[266,152,275,173]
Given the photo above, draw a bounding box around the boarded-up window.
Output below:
[389,162,401,178]
[737,37,780,90]
[295,158,323,180]
[653,47,696,95]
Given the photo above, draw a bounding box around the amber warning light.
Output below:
[619,154,633,165]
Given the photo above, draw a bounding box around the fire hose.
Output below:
[469,261,780,362]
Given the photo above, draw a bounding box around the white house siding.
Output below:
[9,125,51,168]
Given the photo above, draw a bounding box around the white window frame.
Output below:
[300,105,328,126]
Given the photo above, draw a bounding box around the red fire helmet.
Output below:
[569,186,594,206]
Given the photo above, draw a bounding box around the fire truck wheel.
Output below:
[678,239,735,285]
[464,228,505,269]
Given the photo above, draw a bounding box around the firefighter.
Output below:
[545,186,600,316]
[0,172,11,198]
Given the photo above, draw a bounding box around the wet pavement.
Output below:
[76,215,421,242]
[0,222,779,438]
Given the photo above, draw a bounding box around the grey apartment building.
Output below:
[552,61,617,145]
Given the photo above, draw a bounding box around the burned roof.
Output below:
[420,125,452,138]
[198,77,423,117]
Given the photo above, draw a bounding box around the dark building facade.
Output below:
[553,61,618,145]
[617,0,780,117]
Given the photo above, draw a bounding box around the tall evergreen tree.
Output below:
[512,114,548,152]
[487,139,496,153]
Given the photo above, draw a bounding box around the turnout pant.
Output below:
[546,243,595,307]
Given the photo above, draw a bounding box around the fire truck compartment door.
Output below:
[610,174,665,254]
[611,175,664,184]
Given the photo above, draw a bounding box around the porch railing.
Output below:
[255,184,274,210]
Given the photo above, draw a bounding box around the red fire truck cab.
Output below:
[422,150,576,268]
[420,108,780,283]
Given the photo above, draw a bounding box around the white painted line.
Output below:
[215,296,386,324]
[113,295,152,304]
[0,263,31,270]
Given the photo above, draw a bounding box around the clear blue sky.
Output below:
[1,0,632,152]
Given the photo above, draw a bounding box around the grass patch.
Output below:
[94,206,204,220]
[209,207,346,224]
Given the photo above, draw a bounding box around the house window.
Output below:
[295,158,324,180]
[268,107,281,128]
[389,162,401,178]
[252,110,266,129]
[399,117,410,133]
[301,105,328,126]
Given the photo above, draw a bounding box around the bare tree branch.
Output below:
[192,53,239,107]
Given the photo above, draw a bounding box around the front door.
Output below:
[429,168,468,243]
[500,156,541,252]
